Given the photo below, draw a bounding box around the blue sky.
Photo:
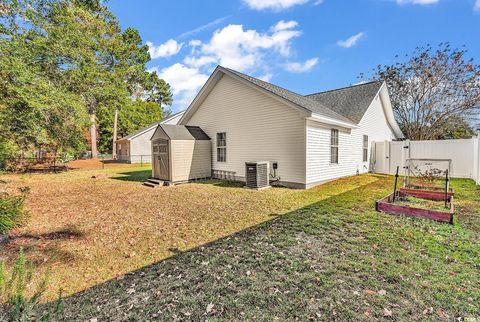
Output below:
[108,0,480,112]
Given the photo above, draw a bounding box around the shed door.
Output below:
[153,140,169,180]
[158,141,169,180]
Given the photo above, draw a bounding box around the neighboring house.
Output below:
[116,111,184,163]
[151,66,403,188]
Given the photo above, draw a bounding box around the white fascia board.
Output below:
[378,83,404,138]
[307,114,359,129]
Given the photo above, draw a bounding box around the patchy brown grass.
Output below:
[0,165,377,300]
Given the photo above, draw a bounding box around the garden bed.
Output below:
[399,186,454,201]
[376,189,454,224]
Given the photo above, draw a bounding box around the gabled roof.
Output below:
[179,66,402,136]
[153,124,210,141]
[116,110,185,142]
[223,67,354,124]
[161,110,185,125]
[305,81,383,123]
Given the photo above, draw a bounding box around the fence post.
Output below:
[476,134,480,185]
[141,155,143,167]
[392,166,399,203]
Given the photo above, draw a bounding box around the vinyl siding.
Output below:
[185,74,306,185]
[129,128,156,163]
[306,86,396,186]
[162,113,183,125]
[170,140,211,182]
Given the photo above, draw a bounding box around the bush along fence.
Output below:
[0,153,150,172]
[0,156,73,173]
[373,135,480,185]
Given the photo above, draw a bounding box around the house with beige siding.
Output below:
[150,66,403,189]
[116,111,184,163]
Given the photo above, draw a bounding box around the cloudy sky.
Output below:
[108,0,480,112]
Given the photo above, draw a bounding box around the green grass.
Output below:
[41,175,479,321]
[0,193,26,235]
[396,195,450,211]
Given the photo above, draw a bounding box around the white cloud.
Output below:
[178,16,231,39]
[337,32,366,48]
[155,63,209,108]
[270,20,298,32]
[313,0,324,5]
[396,0,439,5]
[284,58,319,73]
[159,20,309,109]
[258,73,273,82]
[183,21,301,72]
[243,0,309,10]
[147,39,183,59]
[475,0,480,11]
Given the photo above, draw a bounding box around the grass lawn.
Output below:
[395,195,450,211]
[1,165,479,320]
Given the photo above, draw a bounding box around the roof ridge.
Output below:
[305,80,382,97]
[222,66,299,97]
[220,66,354,124]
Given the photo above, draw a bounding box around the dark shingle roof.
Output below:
[305,81,383,123]
[159,124,210,140]
[185,126,210,140]
[222,67,355,124]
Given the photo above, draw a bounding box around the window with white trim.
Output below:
[330,129,339,164]
[217,132,226,162]
[363,135,368,162]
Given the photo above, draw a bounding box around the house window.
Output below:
[217,132,226,162]
[363,135,368,162]
[330,129,339,164]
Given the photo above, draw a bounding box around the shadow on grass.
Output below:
[2,226,83,266]
[109,169,152,183]
[41,176,480,321]
[3,227,84,243]
[41,176,389,319]
[194,179,245,188]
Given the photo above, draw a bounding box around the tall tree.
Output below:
[362,43,480,140]
[0,0,89,159]
[108,28,171,158]
[0,0,172,162]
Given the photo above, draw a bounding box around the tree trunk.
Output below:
[112,108,118,160]
[90,113,98,159]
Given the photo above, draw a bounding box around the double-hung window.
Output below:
[363,135,368,162]
[217,132,226,162]
[330,129,339,164]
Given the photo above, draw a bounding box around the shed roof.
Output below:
[305,81,383,123]
[156,124,210,140]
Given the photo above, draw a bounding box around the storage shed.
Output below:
[115,111,185,163]
[150,124,211,183]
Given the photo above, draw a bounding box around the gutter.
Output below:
[307,114,359,129]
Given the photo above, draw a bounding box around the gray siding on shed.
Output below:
[151,125,211,183]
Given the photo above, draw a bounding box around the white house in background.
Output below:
[150,66,403,188]
[116,111,184,163]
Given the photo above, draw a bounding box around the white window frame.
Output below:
[217,132,226,162]
[330,129,339,164]
[363,135,368,162]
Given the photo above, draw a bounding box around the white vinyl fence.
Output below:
[373,136,480,184]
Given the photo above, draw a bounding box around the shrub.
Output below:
[0,249,61,321]
[0,192,27,235]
